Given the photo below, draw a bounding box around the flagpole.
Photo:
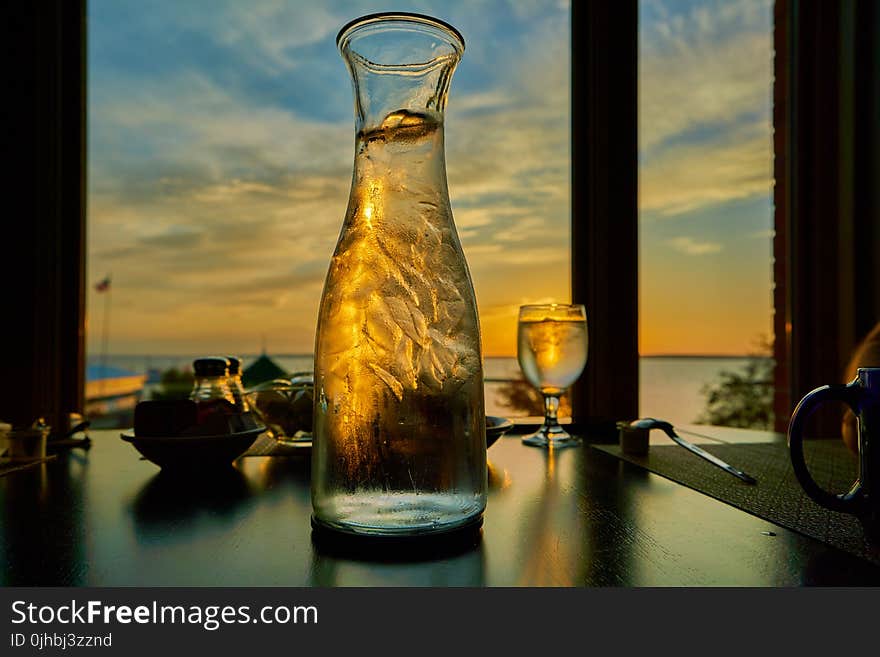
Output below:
[100,274,111,398]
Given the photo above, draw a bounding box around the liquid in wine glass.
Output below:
[517,304,588,447]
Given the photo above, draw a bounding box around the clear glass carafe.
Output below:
[312,13,486,536]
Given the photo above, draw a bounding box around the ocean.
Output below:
[89,353,761,425]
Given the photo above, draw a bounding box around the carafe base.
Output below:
[311,514,483,560]
[311,507,483,539]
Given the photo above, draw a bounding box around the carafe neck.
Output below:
[338,14,463,136]
[345,57,457,136]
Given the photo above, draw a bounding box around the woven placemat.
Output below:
[593,440,880,565]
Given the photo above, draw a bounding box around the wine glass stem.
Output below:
[543,394,561,430]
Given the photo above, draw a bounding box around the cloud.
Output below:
[139,229,204,249]
[206,2,342,74]
[639,0,773,217]
[641,0,772,148]
[640,119,771,216]
[90,71,352,188]
[666,236,723,255]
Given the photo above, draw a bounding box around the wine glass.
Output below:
[517,303,588,448]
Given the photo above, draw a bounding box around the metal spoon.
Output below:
[629,418,757,485]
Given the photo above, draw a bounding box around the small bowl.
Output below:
[486,416,514,448]
[246,378,313,446]
[120,427,264,471]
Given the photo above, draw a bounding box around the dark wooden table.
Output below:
[2,427,879,586]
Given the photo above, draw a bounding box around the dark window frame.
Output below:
[3,1,86,437]
[570,2,639,438]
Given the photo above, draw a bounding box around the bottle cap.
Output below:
[227,356,242,375]
[193,357,229,377]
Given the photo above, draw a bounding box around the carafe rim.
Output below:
[336,12,465,56]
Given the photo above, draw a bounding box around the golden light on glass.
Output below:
[517,303,587,448]
[312,13,486,534]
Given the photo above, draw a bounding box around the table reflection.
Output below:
[514,447,588,585]
[130,467,255,544]
[309,528,486,587]
[1,455,88,586]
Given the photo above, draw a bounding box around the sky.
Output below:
[639,0,774,355]
[86,0,773,358]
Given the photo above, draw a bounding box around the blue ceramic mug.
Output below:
[788,367,880,536]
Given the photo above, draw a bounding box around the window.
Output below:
[638,0,775,429]
[85,1,571,425]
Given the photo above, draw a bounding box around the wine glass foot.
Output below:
[522,425,581,448]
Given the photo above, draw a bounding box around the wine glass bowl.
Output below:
[517,303,588,447]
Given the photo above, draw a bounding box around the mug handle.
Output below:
[787,382,864,513]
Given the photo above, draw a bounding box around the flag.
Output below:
[95,276,111,293]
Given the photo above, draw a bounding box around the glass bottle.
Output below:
[190,357,236,433]
[312,13,486,537]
